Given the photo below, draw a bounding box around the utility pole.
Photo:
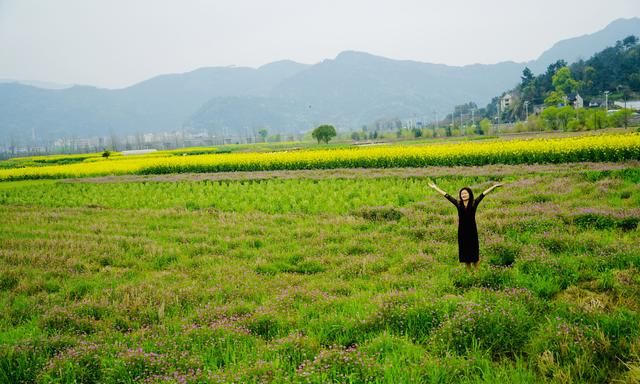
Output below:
[624,92,628,129]
[604,90,610,112]
[617,85,629,129]
[524,101,529,121]
[452,110,456,135]
[433,111,438,137]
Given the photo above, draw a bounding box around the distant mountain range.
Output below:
[0,79,74,90]
[1,17,639,141]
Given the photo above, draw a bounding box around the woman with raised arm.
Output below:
[428,181,503,271]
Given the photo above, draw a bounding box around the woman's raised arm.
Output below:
[428,181,448,196]
[481,183,503,196]
[474,183,503,207]
[428,181,457,206]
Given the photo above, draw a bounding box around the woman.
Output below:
[428,181,503,270]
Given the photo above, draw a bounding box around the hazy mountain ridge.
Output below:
[1,17,638,141]
[0,62,310,138]
[0,79,74,90]
[530,17,640,73]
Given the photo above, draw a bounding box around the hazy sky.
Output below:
[1,0,639,88]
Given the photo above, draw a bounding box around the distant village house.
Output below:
[500,94,513,111]
[614,100,640,111]
[573,94,583,109]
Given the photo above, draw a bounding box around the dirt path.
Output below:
[61,161,639,183]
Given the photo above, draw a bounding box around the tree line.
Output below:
[486,35,639,124]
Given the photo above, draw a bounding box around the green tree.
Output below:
[350,131,361,141]
[258,128,268,142]
[575,108,589,128]
[556,106,576,130]
[521,67,535,87]
[479,118,491,135]
[520,67,537,104]
[543,67,578,107]
[585,109,606,130]
[311,124,337,144]
[552,67,578,95]
[622,35,638,49]
[544,91,565,107]
[445,125,452,137]
[608,108,634,127]
[536,60,567,104]
[525,115,544,131]
[541,107,559,130]
[102,149,112,159]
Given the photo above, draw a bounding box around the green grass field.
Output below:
[1,159,640,383]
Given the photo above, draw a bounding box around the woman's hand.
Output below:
[483,183,504,195]
[428,180,447,196]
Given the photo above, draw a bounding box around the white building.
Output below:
[574,94,583,109]
[614,100,640,111]
[500,94,513,110]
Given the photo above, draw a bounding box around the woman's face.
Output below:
[460,190,470,201]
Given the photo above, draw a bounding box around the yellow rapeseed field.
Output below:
[1,133,639,181]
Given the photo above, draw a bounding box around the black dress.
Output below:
[444,193,485,263]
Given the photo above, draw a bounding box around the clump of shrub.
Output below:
[185,201,200,211]
[452,266,515,290]
[516,255,579,297]
[39,307,98,335]
[0,336,75,383]
[116,348,168,380]
[173,324,256,369]
[365,292,457,343]
[571,212,639,231]
[337,256,390,280]
[530,194,552,203]
[295,345,382,383]
[39,341,104,383]
[104,342,204,383]
[267,332,321,372]
[152,253,178,270]
[539,233,576,254]
[243,308,293,341]
[0,271,20,291]
[361,333,424,364]
[219,359,278,383]
[430,296,534,358]
[353,206,403,221]
[487,243,519,267]
[527,318,612,382]
[255,255,326,275]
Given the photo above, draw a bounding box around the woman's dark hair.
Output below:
[459,187,474,205]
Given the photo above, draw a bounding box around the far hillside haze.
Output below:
[0,17,639,142]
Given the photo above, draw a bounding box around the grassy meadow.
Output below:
[1,133,640,383]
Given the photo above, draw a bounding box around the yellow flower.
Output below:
[1,133,638,181]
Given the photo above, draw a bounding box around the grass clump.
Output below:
[353,206,404,221]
